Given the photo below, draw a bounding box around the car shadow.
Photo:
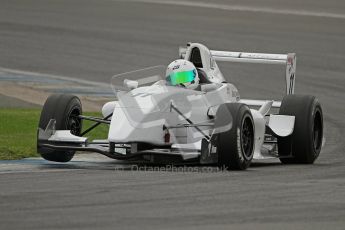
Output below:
[37,159,285,172]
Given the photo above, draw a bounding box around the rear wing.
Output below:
[179,46,296,94]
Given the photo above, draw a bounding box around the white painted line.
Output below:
[0,66,110,88]
[127,0,345,20]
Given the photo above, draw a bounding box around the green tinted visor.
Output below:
[166,70,196,86]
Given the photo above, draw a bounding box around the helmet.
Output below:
[166,59,199,90]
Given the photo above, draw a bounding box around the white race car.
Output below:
[37,43,323,170]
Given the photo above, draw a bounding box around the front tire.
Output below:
[215,103,255,170]
[37,94,82,162]
[278,95,323,164]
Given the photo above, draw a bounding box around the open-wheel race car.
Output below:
[37,43,324,170]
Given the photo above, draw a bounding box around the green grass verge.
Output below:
[0,108,109,160]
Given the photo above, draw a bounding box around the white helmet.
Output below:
[166,59,199,90]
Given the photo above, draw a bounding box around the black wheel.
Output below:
[278,94,323,164]
[215,103,255,170]
[37,94,82,162]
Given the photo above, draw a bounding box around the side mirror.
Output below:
[124,79,138,90]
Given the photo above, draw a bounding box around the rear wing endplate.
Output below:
[179,46,296,94]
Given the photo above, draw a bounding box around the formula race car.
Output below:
[37,43,323,170]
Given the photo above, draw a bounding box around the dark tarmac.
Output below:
[0,0,344,229]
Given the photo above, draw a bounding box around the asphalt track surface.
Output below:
[1,0,345,229]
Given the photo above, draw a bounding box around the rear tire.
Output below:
[216,103,255,170]
[37,94,82,162]
[278,95,323,164]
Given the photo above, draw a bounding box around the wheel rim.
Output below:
[241,116,254,159]
[67,106,82,136]
[313,111,322,151]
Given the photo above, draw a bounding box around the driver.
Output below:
[165,59,199,90]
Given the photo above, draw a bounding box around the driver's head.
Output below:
[166,59,199,90]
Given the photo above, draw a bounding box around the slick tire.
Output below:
[278,95,323,164]
[37,94,82,162]
[216,103,255,170]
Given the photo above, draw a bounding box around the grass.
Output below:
[0,108,109,160]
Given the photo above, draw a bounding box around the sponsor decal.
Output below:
[172,65,180,70]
